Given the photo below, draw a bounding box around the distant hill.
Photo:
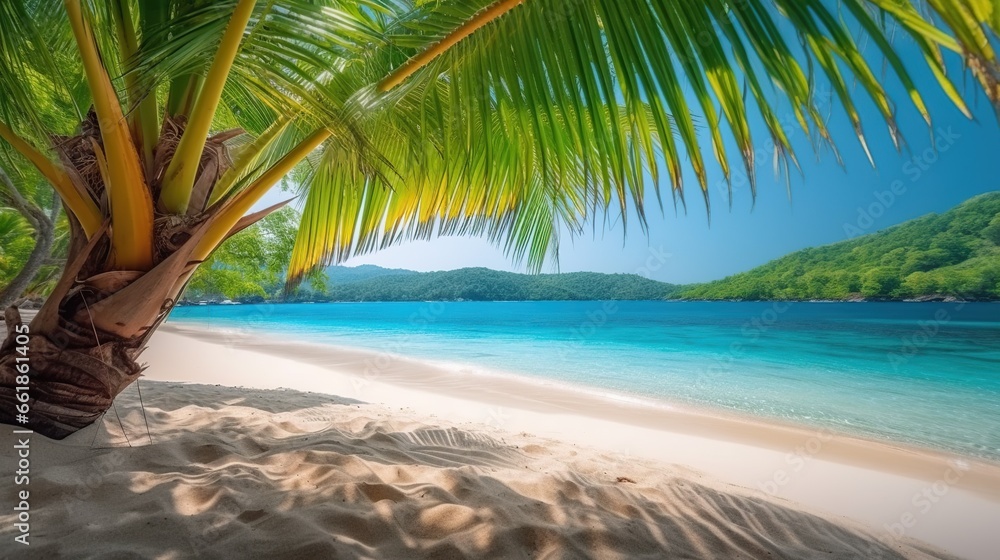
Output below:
[186,193,999,304]
[678,192,1000,301]
[325,264,418,284]
[323,266,680,301]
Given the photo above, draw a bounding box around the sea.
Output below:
[168,301,1000,461]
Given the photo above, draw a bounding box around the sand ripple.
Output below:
[0,381,956,559]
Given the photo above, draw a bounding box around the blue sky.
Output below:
[258,28,1000,285]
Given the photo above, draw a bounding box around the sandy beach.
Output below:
[2,322,998,559]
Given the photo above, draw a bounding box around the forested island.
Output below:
[680,192,1000,301]
[322,267,681,301]
[173,192,999,303]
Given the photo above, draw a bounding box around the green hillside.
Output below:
[185,193,999,304]
[324,267,680,301]
[325,264,419,284]
[679,192,1000,301]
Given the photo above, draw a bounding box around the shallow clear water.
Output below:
[169,301,1000,461]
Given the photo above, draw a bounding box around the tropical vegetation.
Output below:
[0,0,998,438]
[679,192,1000,300]
[185,191,999,303]
[325,268,680,301]
[0,168,68,309]
[184,207,331,301]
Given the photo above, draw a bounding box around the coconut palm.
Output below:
[0,0,997,438]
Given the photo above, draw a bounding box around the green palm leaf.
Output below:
[284,0,999,283]
[0,0,997,287]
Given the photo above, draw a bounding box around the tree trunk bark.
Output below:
[0,215,198,439]
[0,306,143,439]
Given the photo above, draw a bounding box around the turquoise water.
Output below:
[169,301,1000,461]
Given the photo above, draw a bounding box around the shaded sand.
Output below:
[1,319,997,558]
[0,382,958,559]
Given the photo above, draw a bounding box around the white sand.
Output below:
[2,322,998,559]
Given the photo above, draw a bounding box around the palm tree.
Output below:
[0,0,996,439]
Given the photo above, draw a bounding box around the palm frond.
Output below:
[2,0,998,286]
[286,0,999,282]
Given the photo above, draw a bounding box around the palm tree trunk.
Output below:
[0,215,198,439]
[0,305,144,439]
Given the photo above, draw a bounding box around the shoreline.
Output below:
[2,315,995,558]
[159,320,1000,478]
[141,321,1000,559]
[1,378,963,559]
[168,297,1000,306]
